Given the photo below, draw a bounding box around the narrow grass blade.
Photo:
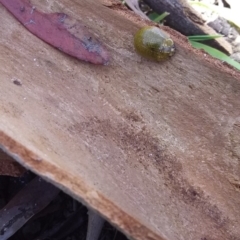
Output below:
[149,12,170,23]
[189,40,240,71]
[188,35,223,41]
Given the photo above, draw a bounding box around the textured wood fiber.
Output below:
[0,0,240,240]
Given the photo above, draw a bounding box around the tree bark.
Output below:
[0,0,240,240]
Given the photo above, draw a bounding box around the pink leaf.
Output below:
[0,0,110,65]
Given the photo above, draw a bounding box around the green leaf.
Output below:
[189,40,240,71]
[148,12,170,23]
[188,35,223,41]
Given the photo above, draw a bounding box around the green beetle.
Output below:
[134,26,175,61]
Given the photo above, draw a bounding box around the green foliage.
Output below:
[188,35,223,41]
[188,40,240,71]
[148,12,170,23]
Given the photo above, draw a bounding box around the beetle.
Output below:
[134,26,175,61]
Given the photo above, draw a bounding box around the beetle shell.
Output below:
[134,26,175,61]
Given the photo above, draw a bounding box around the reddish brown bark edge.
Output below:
[0,0,110,65]
[0,131,166,240]
[0,148,26,176]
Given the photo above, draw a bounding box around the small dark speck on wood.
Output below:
[12,79,22,86]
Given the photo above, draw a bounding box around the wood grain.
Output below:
[0,0,240,239]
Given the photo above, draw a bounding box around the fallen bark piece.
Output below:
[1,0,240,240]
[0,177,60,240]
[0,0,109,65]
[86,209,105,240]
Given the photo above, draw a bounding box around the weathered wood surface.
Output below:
[0,0,240,239]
